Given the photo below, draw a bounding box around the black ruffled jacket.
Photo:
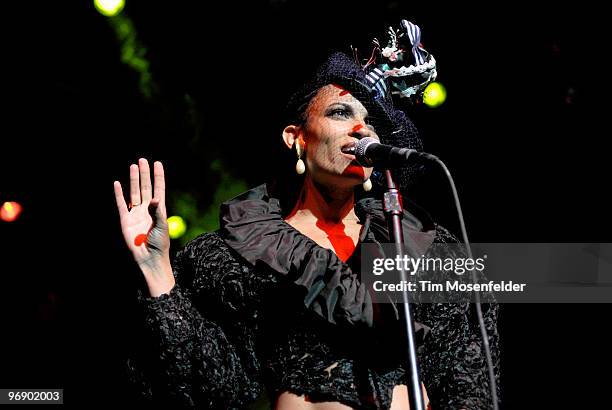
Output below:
[127,184,500,409]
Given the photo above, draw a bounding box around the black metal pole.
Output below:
[382,169,425,410]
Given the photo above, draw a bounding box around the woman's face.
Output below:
[300,84,379,189]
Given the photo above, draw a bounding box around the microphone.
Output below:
[346,137,437,168]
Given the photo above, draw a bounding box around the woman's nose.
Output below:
[351,123,365,134]
[350,123,367,139]
[350,123,378,140]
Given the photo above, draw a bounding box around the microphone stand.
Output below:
[382,169,425,410]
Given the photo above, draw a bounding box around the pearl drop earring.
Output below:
[295,141,305,175]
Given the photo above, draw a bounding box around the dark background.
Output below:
[1,1,610,408]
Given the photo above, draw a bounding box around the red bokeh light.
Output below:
[0,201,23,222]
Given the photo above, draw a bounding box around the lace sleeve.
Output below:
[416,224,501,409]
[126,233,260,408]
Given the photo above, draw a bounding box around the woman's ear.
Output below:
[282,125,301,149]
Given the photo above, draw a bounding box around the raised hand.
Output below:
[114,158,174,296]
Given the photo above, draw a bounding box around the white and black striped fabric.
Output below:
[400,19,427,66]
[365,67,387,99]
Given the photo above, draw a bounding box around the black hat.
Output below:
[286,52,422,148]
[285,51,424,191]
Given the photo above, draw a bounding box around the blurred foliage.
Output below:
[169,159,247,247]
[103,7,249,247]
[108,14,156,98]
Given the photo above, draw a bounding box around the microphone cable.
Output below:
[406,150,500,410]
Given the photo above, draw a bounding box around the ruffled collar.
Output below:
[219,183,435,328]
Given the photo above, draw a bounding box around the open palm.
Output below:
[113,158,170,268]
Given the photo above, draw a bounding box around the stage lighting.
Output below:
[0,201,23,222]
[423,82,447,108]
[94,0,125,17]
[168,216,187,239]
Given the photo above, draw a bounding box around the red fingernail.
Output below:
[352,124,363,132]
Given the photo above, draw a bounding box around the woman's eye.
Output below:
[329,109,350,118]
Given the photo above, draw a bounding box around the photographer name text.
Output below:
[372,280,527,292]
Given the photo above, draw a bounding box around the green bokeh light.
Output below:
[94,0,125,17]
[423,82,447,108]
[168,215,187,239]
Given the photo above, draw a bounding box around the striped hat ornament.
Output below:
[364,19,437,102]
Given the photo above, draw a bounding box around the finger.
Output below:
[129,164,140,206]
[139,158,152,202]
[153,161,166,206]
[113,181,128,217]
[149,198,167,226]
